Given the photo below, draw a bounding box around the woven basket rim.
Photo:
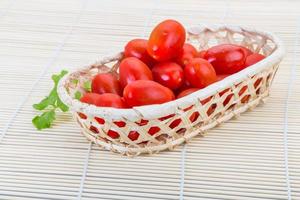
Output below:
[57,24,285,121]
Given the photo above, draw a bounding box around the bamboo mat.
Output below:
[0,0,299,199]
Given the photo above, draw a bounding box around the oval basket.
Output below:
[58,25,285,156]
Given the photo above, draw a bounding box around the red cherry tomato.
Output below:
[119,57,153,88]
[254,78,263,89]
[107,130,120,139]
[176,79,192,93]
[80,93,126,108]
[177,88,199,99]
[184,58,217,88]
[114,121,126,127]
[128,131,139,141]
[147,19,186,61]
[96,93,127,108]
[241,47,253,57]
[80,93,102,106]
[123,80,175,107]
[152,62,184,90]
[217,74,230,81]
[91,73,121,95]
[148,126,160,135]
[124,39,156,67]
[205,44,247,74]
[245,53,265,67]
[197,50,207,59]
[176,43,198,66]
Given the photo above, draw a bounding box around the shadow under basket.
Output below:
[58,25,285,156]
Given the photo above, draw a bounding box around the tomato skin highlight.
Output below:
[245,53,265,67]
[124,39,156,67]
[123,80,175,107]
[177,88,199,99]
[119,57,153,89]
[147,19,186,62]
[205,44,247,74]
[152,62,184,90]
[184,58,217,89]
[91,73,121,95]
[176,43,198,66]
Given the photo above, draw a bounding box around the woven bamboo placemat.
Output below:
[0,0,299,199]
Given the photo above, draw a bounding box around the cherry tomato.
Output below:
[124,39,156,67]
[197,50,207,59]
[80,93,102,106]
[80,93,126,108]
[147,19,186,61]
[177,88,199,99]
[204,44,247,74]
[96,93,127,108]
[201,96,212,105]
[89,126,99,133]
[128,131,139,141]
[119,57,153,88]
[239,85,250,103]
[184,58,217,88]
[217,74,229,81]
[120,97,129,108]
[148,126,160,135]
[107,130,120,139]
[245,53,265,67]
[241,47,253,57]
[78,113,87,119]
[169,119,182,128]
[152,62,184,90]
[123,80,175,107]
[176,79,192,93]
[176,43,198,66]
[114,121,126,127]
[254,78,263,89]
[91,73,121,95]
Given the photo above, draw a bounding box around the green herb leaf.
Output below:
[71,79,79,85]
[33,89,57,110]
[32,70,69,130]
[83,80,91,92]
[74,91,82,100]
[57,98,69,112]
[32,110,56,130]
[52,70,68,84]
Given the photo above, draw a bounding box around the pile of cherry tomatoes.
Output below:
[80,19,265,108]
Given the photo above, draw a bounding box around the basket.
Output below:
[58,25,285,156]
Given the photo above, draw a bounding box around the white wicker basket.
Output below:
[58,25,285,156]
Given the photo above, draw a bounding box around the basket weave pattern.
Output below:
[58,25,284,156]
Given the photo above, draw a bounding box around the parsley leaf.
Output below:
[74,91,82,100]
[71,79,79,85]
[32,110,56,130]
[33,88,57,110]
[83,80,91,92]
[32,70,69,130]
[52,70,68,83]
[57,98,69,112]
